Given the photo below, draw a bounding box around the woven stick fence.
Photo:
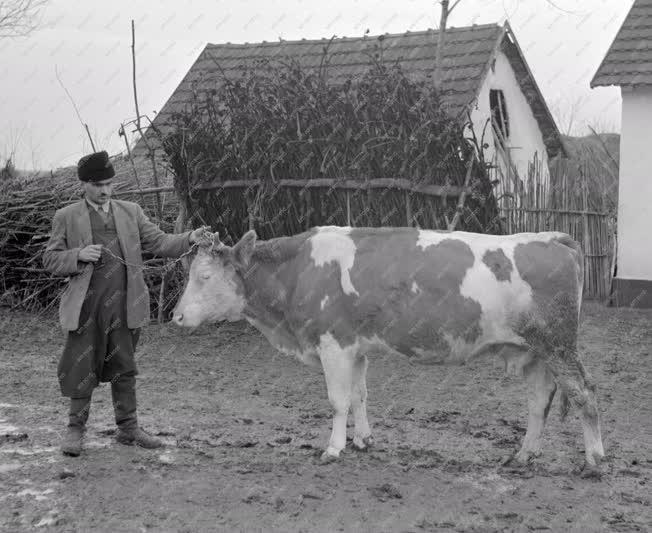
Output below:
[495,133,616,300]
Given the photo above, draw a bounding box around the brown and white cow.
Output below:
[173,226,604,469]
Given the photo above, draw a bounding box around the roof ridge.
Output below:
[206,23,503,48]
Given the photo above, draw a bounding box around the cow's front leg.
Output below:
[318,334,356,463]
[351,354,372,450]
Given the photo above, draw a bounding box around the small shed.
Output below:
[135,23,566,190]
[591,0,652,307]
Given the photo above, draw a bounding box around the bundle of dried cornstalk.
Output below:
[160,52,500,241]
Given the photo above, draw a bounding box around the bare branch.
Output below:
[54,65,96,151]
[542,0,579,15]
[0,0,48,38]
[131,19,141,134]
[448,0,463,15]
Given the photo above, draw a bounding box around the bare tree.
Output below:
[551,94,588,137]
[434,0,575,89]
[0,0,48,38]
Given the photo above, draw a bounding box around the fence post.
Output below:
[405,190,412,227]
[346,190,351,226]
[304,189,311,231]
[448,157,474,231]
[582,173,590,298]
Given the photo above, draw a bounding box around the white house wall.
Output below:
[468,51,549,187]
[617,86,652,281]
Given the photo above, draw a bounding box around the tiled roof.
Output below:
[135,23,565,159]
[592,0,652,87]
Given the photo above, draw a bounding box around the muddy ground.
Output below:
[0,302,651,532]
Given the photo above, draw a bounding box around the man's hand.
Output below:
[78,244,103,263]
[189,226,213,244]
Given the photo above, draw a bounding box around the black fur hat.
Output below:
[77,151,115,182]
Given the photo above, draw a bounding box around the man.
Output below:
[43,150,210,456]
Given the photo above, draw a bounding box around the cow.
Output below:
[172,226,604,472]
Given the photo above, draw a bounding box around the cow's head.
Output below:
[172,230,257,328]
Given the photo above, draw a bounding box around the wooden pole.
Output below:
[448,156,474,231]
[434,1,449,90]
[346,190,351,226]
[582,170,590,298]
[405,190,412,227]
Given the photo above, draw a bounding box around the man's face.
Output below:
[84,178,113,204]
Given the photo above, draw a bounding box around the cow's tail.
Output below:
[553,233,584,322]
[552,233,585,423]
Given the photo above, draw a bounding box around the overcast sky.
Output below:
[0,0,630,170]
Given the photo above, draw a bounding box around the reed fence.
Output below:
[493,129,617,301]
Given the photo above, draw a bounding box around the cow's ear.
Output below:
[233,230,257,267]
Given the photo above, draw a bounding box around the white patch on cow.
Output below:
[310,227,359,296]
[417,230,568,344]
[411,281,422,294]
[321,295,330,310]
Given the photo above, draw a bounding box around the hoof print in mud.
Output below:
[368,483,403,502]
[58,468,76,479]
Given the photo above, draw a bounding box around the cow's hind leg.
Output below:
[351,354,372,451]
[318,335,356,463]
[548,351,604,469]
[512,360,557,464]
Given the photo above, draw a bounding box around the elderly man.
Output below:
[43,150,209,456]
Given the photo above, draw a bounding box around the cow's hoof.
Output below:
[352,435,373,452]
[516,450,539,464]
[502,450,536,467]
[320,450,340,464]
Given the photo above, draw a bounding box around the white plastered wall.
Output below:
[616,85,652,280]
[467,50,550,189]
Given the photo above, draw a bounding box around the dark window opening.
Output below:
[490,89,509,143]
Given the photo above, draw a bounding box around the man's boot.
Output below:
[61,397,91,457]
[112,374,163,449]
